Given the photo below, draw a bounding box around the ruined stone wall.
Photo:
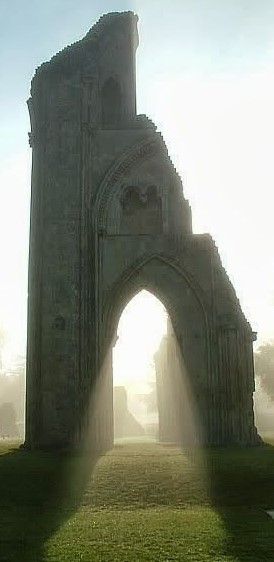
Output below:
[26,11,259,450]
[26,64,83,447]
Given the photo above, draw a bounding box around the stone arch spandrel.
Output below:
[92,132,183,230]
[92,135,158,211]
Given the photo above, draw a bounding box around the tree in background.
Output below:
[254,342,274,400]
[137,381,157,413]
[0,354,26,438]
[0,402,18,438]
[254,342,274,434]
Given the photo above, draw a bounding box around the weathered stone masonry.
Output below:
[25,11,260,450]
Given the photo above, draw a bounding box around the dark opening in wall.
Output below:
[102,77,122,126]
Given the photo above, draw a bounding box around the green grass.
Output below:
[0,439,274,561]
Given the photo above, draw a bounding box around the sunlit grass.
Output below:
[114,435,158,444]
[1,441,274,561]
[45,507,229,562]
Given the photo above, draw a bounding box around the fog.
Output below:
[1,1,274,440]
[112,290,165,441]
[0,291,274,441]
[254,342,274,435]
[0,353,25,439]
[113,290,203,446]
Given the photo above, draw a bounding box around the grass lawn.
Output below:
[0,439,274,561]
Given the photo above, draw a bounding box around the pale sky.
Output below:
[1,1,274,378]
[113,290,167,392]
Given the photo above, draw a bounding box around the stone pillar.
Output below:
[215,325,260,445]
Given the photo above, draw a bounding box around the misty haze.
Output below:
[1,2,274,561]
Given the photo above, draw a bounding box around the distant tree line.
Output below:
[0,328,25,439]
[0,402,18,438]
[254,342,274,400]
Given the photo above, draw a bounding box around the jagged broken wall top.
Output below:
[31,12,139,91]
[28,11,187,201]
[28,10,254,336]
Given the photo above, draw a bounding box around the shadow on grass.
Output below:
[0,444,99,562]
[1,441,274,561]
[204,442,274,561]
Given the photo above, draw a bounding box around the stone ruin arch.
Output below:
[99,256,209,448]
[25,11,260,450]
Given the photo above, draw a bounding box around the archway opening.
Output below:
[113,290,166,442]
[112,289,190,445]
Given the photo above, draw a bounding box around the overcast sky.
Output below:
[1,0,274,374]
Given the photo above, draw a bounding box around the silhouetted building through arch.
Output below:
[25,11,260,451]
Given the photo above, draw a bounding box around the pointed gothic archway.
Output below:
[94,254,209,449]
[112,289,165,442]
